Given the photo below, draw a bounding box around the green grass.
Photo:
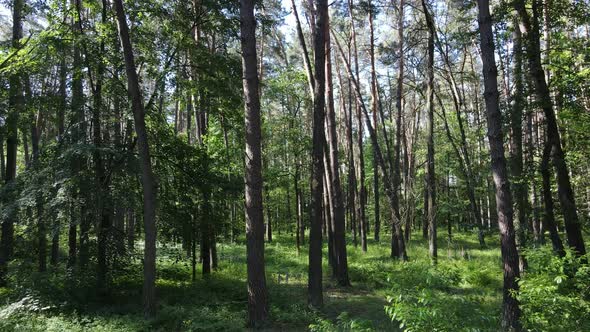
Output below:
[0,230,518,331]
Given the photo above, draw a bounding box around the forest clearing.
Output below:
[1,0,590,330]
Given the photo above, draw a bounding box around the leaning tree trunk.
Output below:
[333,34,407,261]
[114,0,158,317]
[240,0,270,325]
[540,142,566,257]
[514,0,586,256]
[476,0,521,329]
[308,0,327,309]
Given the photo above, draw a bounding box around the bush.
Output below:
[518,248,590,332]
[384,258,501,331]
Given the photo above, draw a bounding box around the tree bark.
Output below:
[391,0,406,257]
[476,0,521,328]
[421,0,437,264]
[95,0,111,292]
[291,0,314,96]
[240,0,269,326]
[114,0,159,317]
[51,41,68,267]
[308,0,327,309]
[0,0,23,286]
[348,0,367,252]
[0,133,4,183]
[368,0,380,243]
[540,142,566,257]
[510,19,528,271]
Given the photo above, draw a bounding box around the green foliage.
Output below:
[310,312,374,332]
[384,234,502,331]
[518,248,590,332]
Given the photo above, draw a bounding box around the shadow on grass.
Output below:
[0,232,505,331]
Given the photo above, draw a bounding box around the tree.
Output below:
[240,0,269,326]
[510,18,527,271]
[348,0,368,252]
[368,0,380,243]
[308,0,327,309]
[113,0,159,317]
[0,0,24,286]
[421,0,437,264]
[476,0,521,328]
[325,10,349,286]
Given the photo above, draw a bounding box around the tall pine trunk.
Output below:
[308,0,327,308]
[476,0,521,328]
[348,0,367,252]
[240,0,269,326]
[368,0,380,243]
[392,0,406,257]
[422,0,437,264]
[510,19,528,271]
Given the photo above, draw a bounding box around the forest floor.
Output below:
[0,230,505,331]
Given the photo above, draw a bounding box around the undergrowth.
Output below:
[0,231,587,331]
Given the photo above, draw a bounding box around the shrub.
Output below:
[518,248,590,332]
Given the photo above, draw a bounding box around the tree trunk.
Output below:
[240,0,269,326]
[476,0,521,328]
[95,0,110,292]
[348,0,367,252]
[67,200,77,268]
[127,209,136,249]
[51,45,68,266]
[295,165,302,253]
[0,132,4,183]
[337,57,357,248]
[325,13,349,286]
[201,187,212,275]
[114,0,159,317]
[422,0,437,264]
[510,19,528,271]
[0,0,24,286]
[71,0,89,272]
[308,0,327,309]
[368,0,380,243]
[540,143,566,257]
[391,0,406,258]
[291,0,314,96]
[265,188,272,243]
[26,79,46,273]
